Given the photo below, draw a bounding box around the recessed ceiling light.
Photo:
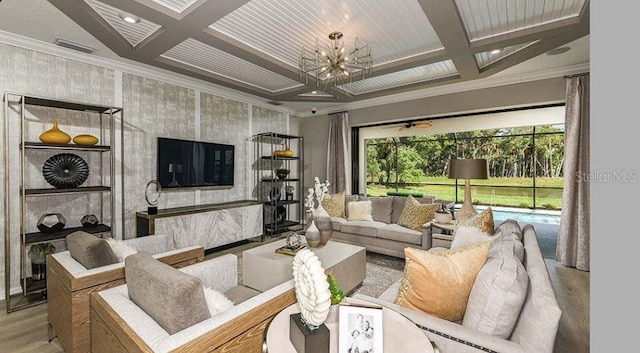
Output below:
[490,49,501,55]
[119,12,140,24]
[546,46,571,55]
[311,91,317,94]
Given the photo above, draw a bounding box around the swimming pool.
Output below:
[468,206,561,225]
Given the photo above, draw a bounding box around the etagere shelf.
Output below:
[253,132,304,238]
[3,92,123,313]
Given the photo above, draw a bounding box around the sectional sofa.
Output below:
[354,221,562,353]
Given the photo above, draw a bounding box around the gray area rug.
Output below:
[350,253,404,298]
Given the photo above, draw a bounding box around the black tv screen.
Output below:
[157,137,234,189]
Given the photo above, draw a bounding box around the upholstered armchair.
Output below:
[90,253,296,353]
[47,233,204,353]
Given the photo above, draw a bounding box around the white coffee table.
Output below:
[265,298,435,353]
[242,238,366,293]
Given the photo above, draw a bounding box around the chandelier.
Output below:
[300,31,373,87]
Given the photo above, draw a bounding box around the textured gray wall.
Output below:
[0,43,292,299]
[122,73,197,237]
[0,43,115,294]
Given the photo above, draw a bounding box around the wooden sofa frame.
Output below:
[47,246,204,353]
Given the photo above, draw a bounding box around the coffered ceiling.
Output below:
[0,0,589,113]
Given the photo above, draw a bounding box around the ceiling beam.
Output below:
[102,0,251,60]
[46,0,136,56]
[416,0,479,79]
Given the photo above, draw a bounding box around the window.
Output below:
[364,124,565,210]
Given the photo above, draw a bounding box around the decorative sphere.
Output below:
[81,214,100,228]
[37,213,66,233]
[286,232,302,248]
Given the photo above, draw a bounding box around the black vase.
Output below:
[31,262,46,281]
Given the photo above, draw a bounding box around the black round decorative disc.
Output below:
[42,153,89,189]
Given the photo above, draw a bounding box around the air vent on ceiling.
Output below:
[267,101,283,106]
[54,38,96,54]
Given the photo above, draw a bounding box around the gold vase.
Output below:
[73,134,99,146]
[39,121,71,144]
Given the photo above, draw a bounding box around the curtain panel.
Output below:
[556,74,590,271]
[327,112,350,193]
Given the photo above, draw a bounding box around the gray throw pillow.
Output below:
[66,231,118,269]
[462,231,529,338]
[361,196,393,223]
[125,252,211,334]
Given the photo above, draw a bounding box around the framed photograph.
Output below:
[338,305,384,353]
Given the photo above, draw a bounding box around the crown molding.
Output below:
[0,30,296,115]
[297,62,589,117]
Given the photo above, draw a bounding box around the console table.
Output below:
[135,200,263,250]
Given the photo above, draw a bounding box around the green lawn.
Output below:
[366,177,563,209]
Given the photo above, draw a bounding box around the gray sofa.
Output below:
[354,222,561,353]
[329,195,437,258]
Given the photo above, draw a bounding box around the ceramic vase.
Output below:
[305,220,321,248]
[314,203,332,245]
[39,121,71,144]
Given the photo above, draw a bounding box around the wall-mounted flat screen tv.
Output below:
[157,137,234,189]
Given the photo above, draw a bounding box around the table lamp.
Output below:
[448,158,488,220]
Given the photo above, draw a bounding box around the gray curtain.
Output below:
[556,74,590,271]
[327,112,350,193]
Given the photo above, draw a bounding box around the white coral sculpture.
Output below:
[292,249,331,328]
[304,177,331,214]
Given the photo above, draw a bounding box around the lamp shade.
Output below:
[448,159,488,179]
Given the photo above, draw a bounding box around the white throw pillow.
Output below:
[347,200,374,222]
[203,286,235,315]
[451,225,492,250]
[105,238,138,262]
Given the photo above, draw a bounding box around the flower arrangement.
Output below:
[275,168,290,179]
[304,177,330,213]
[28,242,56,264]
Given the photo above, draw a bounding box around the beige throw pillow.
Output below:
[456,207,495,234]
[395,243,490,322]
[397,194,439,230]
[347,200,374,221]
[321,191,346,218]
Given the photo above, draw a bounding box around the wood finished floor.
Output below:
[0,245,590,353]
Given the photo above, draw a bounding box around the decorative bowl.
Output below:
[434,212,453,224]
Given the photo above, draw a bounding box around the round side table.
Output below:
[265,298,434,353]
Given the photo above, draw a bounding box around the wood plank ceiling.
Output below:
[46,0,589,104]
